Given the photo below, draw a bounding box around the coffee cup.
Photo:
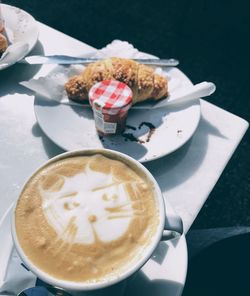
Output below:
[12,149,183,291]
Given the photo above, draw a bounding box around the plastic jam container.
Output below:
[89,80,133,136]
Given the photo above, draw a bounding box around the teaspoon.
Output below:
[18,286,72,296]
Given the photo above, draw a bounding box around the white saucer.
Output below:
[0,4,39,70]
[0,201,187,296]
[34,66,200,163]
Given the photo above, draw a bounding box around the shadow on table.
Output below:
[146,114,228,192]
[0,41,44,97]
[183,232,250,296]
[32,122,64,158]
[125,271,184,296]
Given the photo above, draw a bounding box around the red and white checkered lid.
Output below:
[89,80,133,113]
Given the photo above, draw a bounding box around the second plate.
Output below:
[34,66,200,163]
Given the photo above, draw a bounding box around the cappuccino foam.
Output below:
[15,154,159,283]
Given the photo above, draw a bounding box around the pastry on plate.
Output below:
[65,57,168,104]
[0,33,7,55]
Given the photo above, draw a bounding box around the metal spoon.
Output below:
[18,286,72,296]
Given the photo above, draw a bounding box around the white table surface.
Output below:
[0,22,248,234]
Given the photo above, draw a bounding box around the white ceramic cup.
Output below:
[12,149,183,291]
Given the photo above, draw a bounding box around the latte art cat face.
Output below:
[40,165,139,244]
[15,154,159,283]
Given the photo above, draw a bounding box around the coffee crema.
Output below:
[15,154,159,283]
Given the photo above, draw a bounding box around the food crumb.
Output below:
[88,215,97,223]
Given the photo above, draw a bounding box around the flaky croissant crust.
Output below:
[65,57,168,104]
[0,33,8,54]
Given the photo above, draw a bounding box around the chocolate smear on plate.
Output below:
[122,133,145,144]
[125,125,137,131]
[139,122,156,142]
[99,135,104,142]
[139,122,155,130]
[177,129,183,137]
[122,122,156,144]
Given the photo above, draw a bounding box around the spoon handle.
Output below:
[152,81,216,109]
[19,55,179,67]
[18,286,72,296]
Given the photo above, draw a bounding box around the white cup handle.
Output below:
[161,210,183,241]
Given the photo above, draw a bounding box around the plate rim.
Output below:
[0,4,39,70]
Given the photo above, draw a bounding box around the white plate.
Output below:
[0,201,187,296]
[34,67,201,162]
[0,4,39,70]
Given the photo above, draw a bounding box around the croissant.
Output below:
[0,33,8,54]
[64,57,168,104]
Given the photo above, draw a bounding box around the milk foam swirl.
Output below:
[39,166,135,244]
